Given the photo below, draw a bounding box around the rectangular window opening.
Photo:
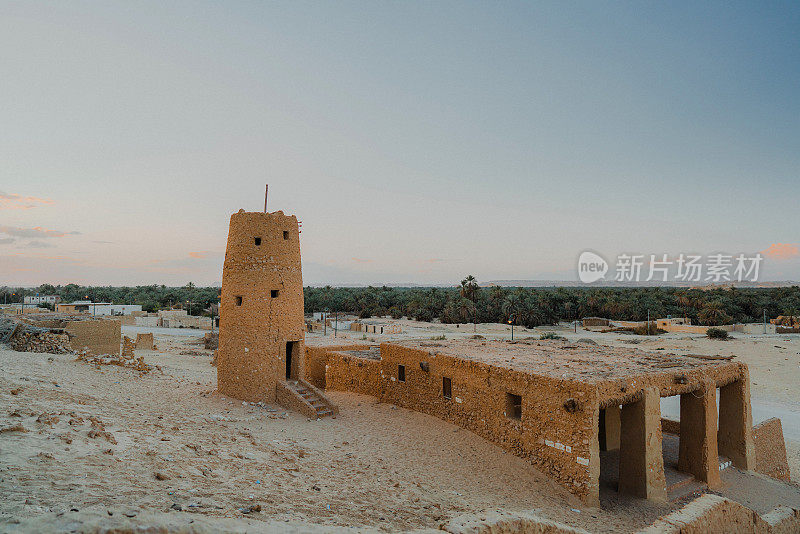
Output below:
[254,237,262,246]
[271,290,279,298]
[443,377,452,399]
[235,296,243,306]
[283,230,289,240]
[506,393,522,420]
[398,364,406,382]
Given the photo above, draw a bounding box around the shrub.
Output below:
[388,306,403,320]
[706,327,729,339]
[540,332,564,340]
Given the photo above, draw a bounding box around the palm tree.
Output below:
[460,275,479,302]
[460,275,480,331]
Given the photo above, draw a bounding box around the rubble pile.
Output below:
[0,316,71,354]
[204,332,219,350]
[76,348,153,374]
[10,331,71,354]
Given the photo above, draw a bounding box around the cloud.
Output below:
[0,191,54,210]
[27,241,56,248]
[0,225,80,238]
[425,258,446,263]
[762,243,800,260]
[351,257,373,264]
[93,240,113,244]
[0,237,14,245]
[189,251,211,259]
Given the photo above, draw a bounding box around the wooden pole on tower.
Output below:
[264,184,268,213]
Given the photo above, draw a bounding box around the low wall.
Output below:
[65,319,121,356]
[443,510,588,533]
[754,418,791,481]
[325,351,381,396]
[661,324,734,334]
[135,333,155,350]
[776,326,800,334]
[134,316,159,327]
[304,343,372,390]
[638,493,800,533]
[734,323,776,335]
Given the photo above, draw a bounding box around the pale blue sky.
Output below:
[1,1,798,286]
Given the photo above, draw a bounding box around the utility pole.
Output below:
[647,309,650,335]
[334,310,337,338]
[764,309,767,334]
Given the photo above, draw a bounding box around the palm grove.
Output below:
[4,279,799,328]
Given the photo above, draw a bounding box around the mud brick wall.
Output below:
[377,343,601,505]
[325,351,381,396]
[217,210,305,403]
[753,418,791,481]
[639,493,800,533]
[121,336,135,359]
[65,319,121,356]
[135,333,155,350]
[305,344,371,389]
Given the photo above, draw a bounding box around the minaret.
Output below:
[217,209,305,402]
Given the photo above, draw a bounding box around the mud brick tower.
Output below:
[217,209,306,403]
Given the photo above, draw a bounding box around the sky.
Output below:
[1,1,798,287]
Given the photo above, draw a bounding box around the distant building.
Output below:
[56,301,142,316]
[24,295,61,305]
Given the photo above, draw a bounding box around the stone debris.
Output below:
[204,332,218,350]
[0,424,28,433]
[76,347,153,374]
[9,330,70,354]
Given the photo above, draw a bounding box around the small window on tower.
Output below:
[398,365,406,382]
[443,377,452,399]
[235,296,243,306]
[283,231,289,240]
[254,237,262,246]
[271,290,279,298]
[506,393,522,420]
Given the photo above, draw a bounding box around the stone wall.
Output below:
[305,343,371,389]
[325,350,381,396]
[135,333,155,350]
[65,319,121,356]
[754,418,791,481]
[638,493,800,533]
[217,210,305,403]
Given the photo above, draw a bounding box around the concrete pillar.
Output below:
[678,381,722,489]
[619,388,667,501]
[718,372,755,470]
[599,405,621,451]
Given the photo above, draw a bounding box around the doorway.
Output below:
[286,341,297,380]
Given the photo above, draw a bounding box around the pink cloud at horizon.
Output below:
[762,243,800,260]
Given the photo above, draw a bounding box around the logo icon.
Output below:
[577,251,608,283]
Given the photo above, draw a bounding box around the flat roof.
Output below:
[388,339,729,382]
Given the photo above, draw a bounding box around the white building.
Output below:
[56,301,142,316]
[23,295,61,305]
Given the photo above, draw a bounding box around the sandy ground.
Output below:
[0,322,798,532]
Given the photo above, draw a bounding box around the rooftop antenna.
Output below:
[264,184,268,213]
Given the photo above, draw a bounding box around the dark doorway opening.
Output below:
[286,341,296,379]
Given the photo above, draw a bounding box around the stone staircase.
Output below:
[277,379,338,419]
